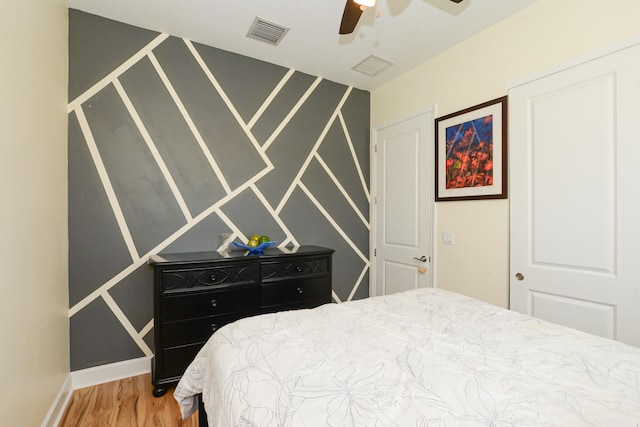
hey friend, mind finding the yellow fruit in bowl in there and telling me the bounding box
[258,235,270,244]
[247,238,259,248]
[249,234,260,242]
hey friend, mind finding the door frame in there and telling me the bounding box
[370,106,436,297]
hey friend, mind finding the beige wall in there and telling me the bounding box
[371,0,640,307]
[0,1,69,426]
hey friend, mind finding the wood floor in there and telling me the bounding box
[59,373,198,427]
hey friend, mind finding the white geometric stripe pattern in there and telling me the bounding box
[68,34,370,358]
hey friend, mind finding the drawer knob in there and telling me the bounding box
[210,274,216,281]
[210,299,218,307]
[210,323,218,332]
[297,287,303,294]
[296,266,302,272]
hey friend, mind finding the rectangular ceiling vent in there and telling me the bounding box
[352,55,394,77]
[247,17,289,46]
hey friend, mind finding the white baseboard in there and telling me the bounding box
[40,374,72,427]
[71,356,152,390]
[39,357,153,427]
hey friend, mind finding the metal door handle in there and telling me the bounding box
[515,272,524,281]
[413,256,427,263]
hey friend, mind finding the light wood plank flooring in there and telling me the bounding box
[59,373,198,427]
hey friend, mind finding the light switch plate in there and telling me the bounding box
[442,231,454,245]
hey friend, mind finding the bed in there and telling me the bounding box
[174,288,640,426]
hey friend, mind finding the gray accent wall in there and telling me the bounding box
[68,10,371,371]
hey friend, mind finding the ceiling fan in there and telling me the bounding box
[339,0,464,34]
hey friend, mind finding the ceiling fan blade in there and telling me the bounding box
[339,0,363,35]
[339,0,461,35]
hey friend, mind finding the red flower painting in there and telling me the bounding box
[444,115,494,189]
[435,96,507,202]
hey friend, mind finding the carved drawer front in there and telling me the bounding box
[261,277,331,307]
[162,286,259,322]
[261,257,330,281]
[162,310,256,347]
[161,263,259,291]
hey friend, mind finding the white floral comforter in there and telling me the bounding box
[174,288,640,426]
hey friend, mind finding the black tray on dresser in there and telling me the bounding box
[149,245,334,397]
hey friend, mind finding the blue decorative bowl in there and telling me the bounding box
[232,241,278,254]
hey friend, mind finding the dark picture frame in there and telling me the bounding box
[435,96,508,201]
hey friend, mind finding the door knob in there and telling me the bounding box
[413,256,427,263]
[515,272,524,281]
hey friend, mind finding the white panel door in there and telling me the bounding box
[510,43,640,347]
[373,109,433,296]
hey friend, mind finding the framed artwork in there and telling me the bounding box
[435,96,508,201]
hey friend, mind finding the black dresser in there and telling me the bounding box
[149,245,334,397]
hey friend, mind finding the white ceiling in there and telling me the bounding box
[66,0,539,91]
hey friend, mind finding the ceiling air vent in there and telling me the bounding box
[247,17,289,46]
[352,55,394,77]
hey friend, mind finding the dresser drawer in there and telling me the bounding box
[261,256,330,281]
[161,343,202,379]
[162,310,257,347]
[261,297,332,314]
[261,277,331,308]
[161,262,259,291]
[162,286,259,321]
